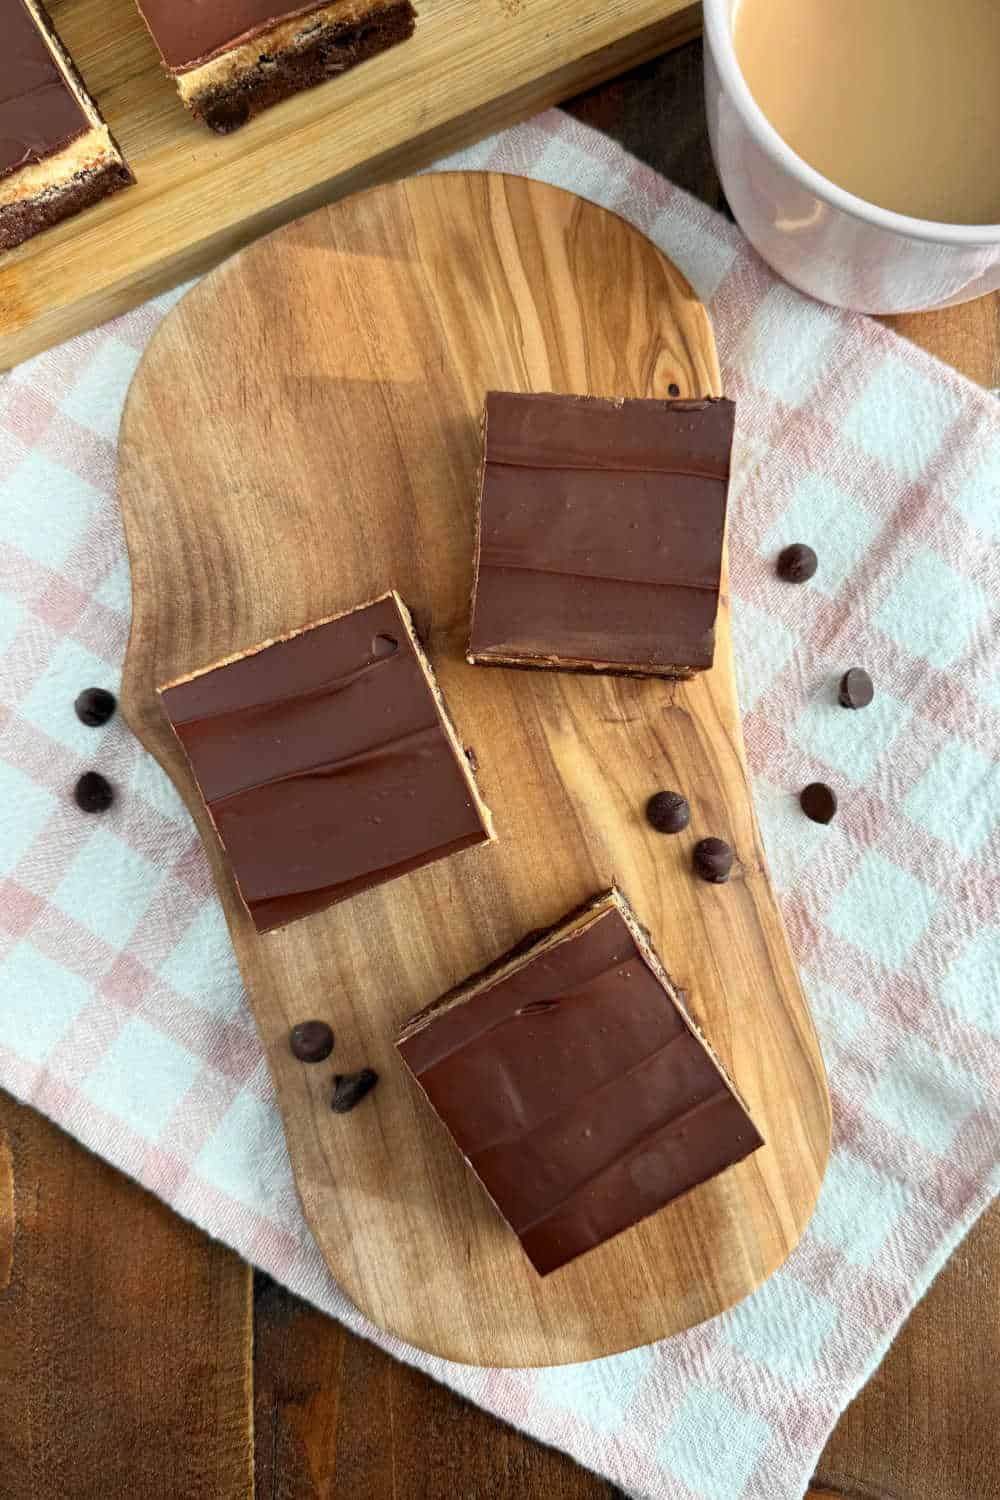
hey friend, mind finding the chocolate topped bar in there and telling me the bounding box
[134,0,416,133]
[398,888,763,1275]
[133,0,361,67]
[467,391,736,679]
[159,592,494,933]
[1,1,87,176]
[1,0,133,251]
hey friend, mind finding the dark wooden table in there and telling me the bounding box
[2,41,998,1500]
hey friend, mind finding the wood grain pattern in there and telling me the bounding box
[0,1090,253,1500]
[253,1271,624,1498]
[0,0,702,369]
[116,170,830,1366]
[884,297,1000,390]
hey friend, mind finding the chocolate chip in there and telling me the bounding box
[205,98,251,133]
[838,668,874,710]
[74,687,117,727]
[646,790,690,834]
[693,837,733,883]
[289,1020,334,1063]
[667,383,681,398]
[800,782,837,824]
[332,1068,379,1113]
[74,771,113,813]
[777,543,818,583]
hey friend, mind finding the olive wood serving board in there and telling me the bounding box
[117,171,830,1366]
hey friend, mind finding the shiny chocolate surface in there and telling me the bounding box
[0,0,88,179]
[160,594,489,933]
[399,897,762,1275]
[468,392,735,675]
[134,0,326,69]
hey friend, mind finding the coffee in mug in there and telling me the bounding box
[733,0,1000,225]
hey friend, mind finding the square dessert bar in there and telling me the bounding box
[134,0,417,134]
[159,591,494,934]
[397,888,763,1275]
[1,0,133,251]
[467,391,736,678]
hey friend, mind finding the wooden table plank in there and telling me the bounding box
[0,1091,254,1500]
[253,1273,623,1498]
[886,299,1000,390]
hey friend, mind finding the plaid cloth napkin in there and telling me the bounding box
[2,110,999,1500]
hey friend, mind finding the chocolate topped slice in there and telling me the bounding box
[467,391,736,679]
[398,888,763,1276]
[159,591,495,934]
[133,0,416,133]
[1,0,133,250]
[1,0,88,177]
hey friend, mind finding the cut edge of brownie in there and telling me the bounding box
[464,395,490,675]
[398,884,761,1139]
[610,886,760,1130]
[156,587,399,693]
[0,153,133,252]
[169,0,417,133]
[465,649,700,680]
[393,591,497,849]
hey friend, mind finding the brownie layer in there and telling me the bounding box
[0,147,132,251]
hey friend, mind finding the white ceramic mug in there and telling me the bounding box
[703,0,1000,313]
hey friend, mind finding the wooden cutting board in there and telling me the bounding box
[117,171,830,1366]
[0,0,701,369]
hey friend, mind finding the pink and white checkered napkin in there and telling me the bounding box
[2,109,998,1500]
